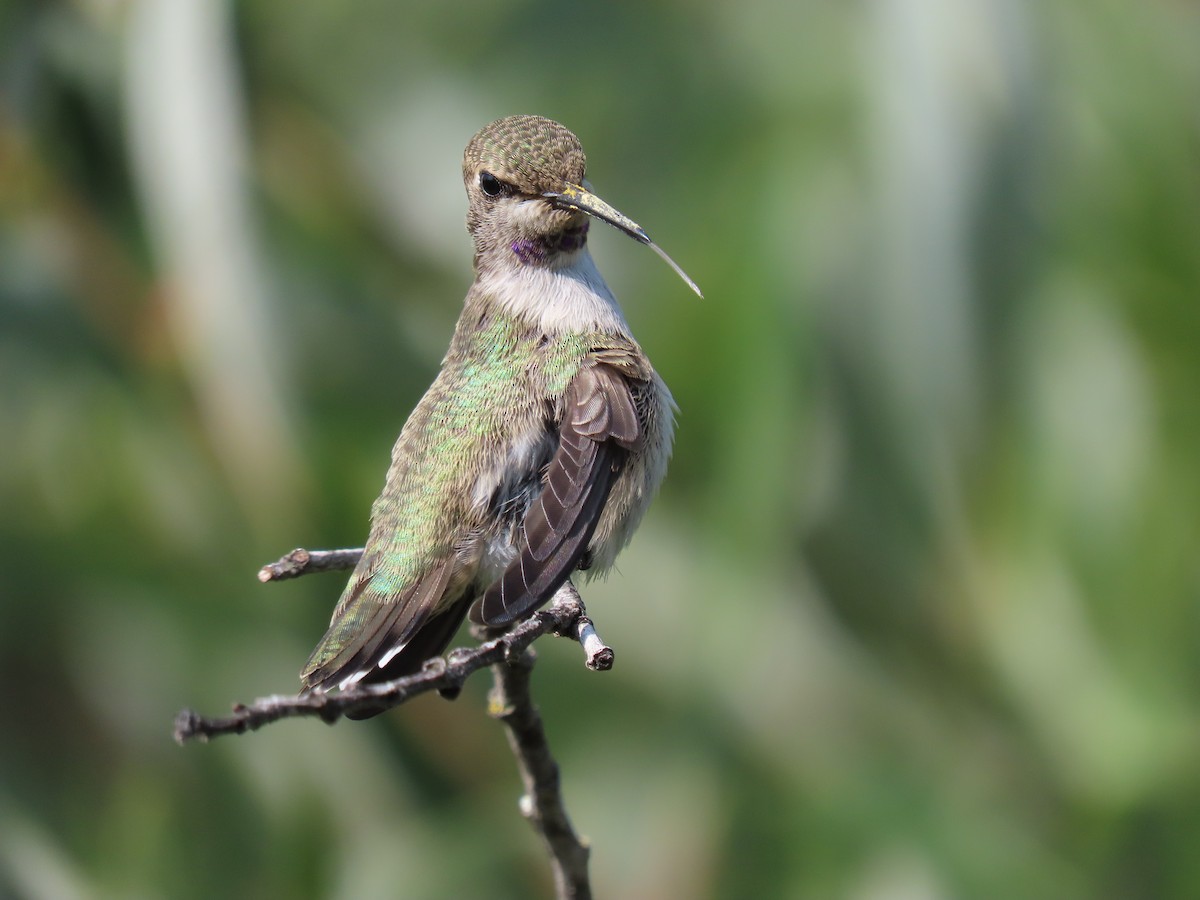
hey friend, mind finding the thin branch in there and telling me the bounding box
[489,649,592,900]
[174,590,604,743]
[177,546,612,899]
[257,547,363,582]
[552,581,613,671]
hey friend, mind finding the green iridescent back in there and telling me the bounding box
[348,315,597,601]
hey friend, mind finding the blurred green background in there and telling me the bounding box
[3,0,1199,897]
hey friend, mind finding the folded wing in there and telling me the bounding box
[471,362,642,628]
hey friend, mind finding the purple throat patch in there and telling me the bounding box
[511,221,590,264]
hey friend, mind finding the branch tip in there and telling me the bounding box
[258,547,363,582]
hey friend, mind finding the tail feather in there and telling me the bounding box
[300,556,456,703]
[341,596,474,720]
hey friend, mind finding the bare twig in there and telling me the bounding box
[174,590,602,742]
[552,581,613,671]
[178,546,612,899]
[490,649,592,900]
[257,547,363,582]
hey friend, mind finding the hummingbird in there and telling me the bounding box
[301,115,700,713]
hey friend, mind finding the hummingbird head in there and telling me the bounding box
[463,115,702,295]
[463,115,589,265]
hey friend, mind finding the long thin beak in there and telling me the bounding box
[544,183,703,298]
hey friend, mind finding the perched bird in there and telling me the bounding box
[301,115,700,711]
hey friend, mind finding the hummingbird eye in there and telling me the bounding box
[479,172,506,197]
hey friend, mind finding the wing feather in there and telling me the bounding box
[471,363,643,628]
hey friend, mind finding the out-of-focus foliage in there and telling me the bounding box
[2,0,1198,897]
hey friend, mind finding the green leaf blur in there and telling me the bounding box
[2,1,1198,897]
